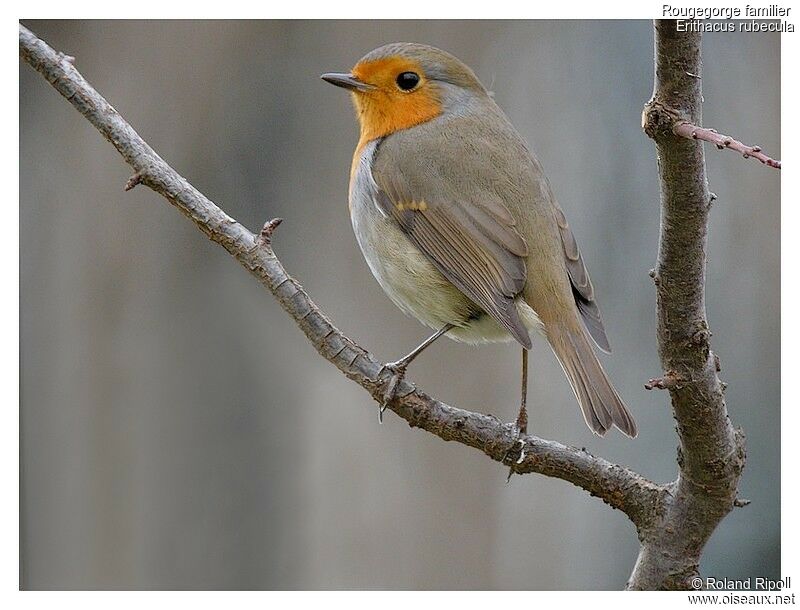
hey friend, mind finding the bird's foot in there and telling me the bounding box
[375,324,454,423]
[504,407,528,483]
[379,360,409,423]
[504,436,526,483]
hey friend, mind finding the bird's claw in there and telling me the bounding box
[504,421,527,483]
[379,361,407,423]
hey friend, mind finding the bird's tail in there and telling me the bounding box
[548,323,637,438]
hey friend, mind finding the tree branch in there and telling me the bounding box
[631,20,748,590]
[673,121,781,169]
[19,24,666,535]
[643,94,780,172]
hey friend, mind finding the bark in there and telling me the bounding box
[630,20,747,590]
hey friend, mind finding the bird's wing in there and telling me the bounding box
[552,203,611,353]
[372,164,532,349]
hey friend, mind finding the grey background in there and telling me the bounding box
[20,20,780,589]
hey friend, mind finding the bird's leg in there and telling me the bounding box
[506,348,529,482]
[515,347,529,435]
[380,323,454,422]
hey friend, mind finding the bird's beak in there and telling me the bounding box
[320,72,374,92]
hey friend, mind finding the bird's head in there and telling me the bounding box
[322,43,487,143]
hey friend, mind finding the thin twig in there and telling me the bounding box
[644,370,685,391]
[124,172,143,191]
[257,217,283,247]
[673,121,781,169]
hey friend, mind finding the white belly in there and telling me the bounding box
[348,140,542,345]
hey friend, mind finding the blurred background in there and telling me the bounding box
[20,20,780,589]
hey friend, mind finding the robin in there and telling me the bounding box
[321,43,637,442]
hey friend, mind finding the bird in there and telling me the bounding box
[321,43,637,444]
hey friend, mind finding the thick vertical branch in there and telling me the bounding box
[631,21,747,590]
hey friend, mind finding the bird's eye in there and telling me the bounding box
[396,71,420,91]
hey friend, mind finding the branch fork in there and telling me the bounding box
[642,101,780,170]
[257,217,283,247]
[626,20,748,590]
[644,371,685,391]
[124,172,143,191]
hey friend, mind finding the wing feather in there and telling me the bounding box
[373,175,532,349]
[553,204,611,353]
